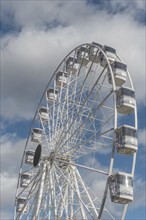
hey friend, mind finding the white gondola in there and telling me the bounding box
[66,56,79,74]
[66,57,80,74]
[47,88,58,102]
[108,61,127,86]
[116,87,135,114]
[31,128,42,142]
[56,71,68,87]
[109,172,133,204]
[100,45,116,67]
[25,150,35,164]
[39,107,48,121]
[20,173,31,188]
[115,125,138,155]
[89,42,103,63]
[77,46,89,66]
[16,197,27,213]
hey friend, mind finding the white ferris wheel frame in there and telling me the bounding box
[14,42,138,220]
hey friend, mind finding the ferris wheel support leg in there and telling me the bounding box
[58,183,69,218]
[121,204,128,220]
[32,161,47,219]
[97,179,109,220]
[109,145,116,175]
[70,182,74,219]
[48,175,52,220]
[65,184,69,219]
[72,169,87,220]
[75,169,99,218]
[49,168,57,219]
[131,152,137,176]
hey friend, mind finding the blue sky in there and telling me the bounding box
[1,0,146,219]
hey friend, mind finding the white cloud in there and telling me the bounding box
[1,1,96,30]
[0,172,17,219]
[105,0,145,11]
[1,133,25,174]
[138,128,146,161]
[138,128,146,147]
[0,134,26,219]
[131,177,146,209]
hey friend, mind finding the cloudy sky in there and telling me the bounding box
[1,0,146,219]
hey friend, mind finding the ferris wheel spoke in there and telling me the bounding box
[55,164,93,219]
[54,80,78,144]
[55,163,103,219]
[52,84,56,136]
[25,166,51,219]
[72,171,88,219]
[57,83,113,154]
[55,84,65,134]
[74,53,99,104]
[76,169,116,220]
[74,112,114,145]
[43,170,53,219]
[94,68,109,93]
[53,170,68,217]
[68,185,74,219]
[41,171,55,219]
[56,90,113,154]
[58,183,69,218]
[62,141,108,160]
[38,168,53,219]
[54,109,114,161]
[39,119,52,155]
[65,77,85,131]
[46,101,53,143]
[49,167,58,218]
[74,109,114,142]
[38,185,50,219]
[54,66,107,152]
[58,81,71,137]
[55,158,108,175]
[31,161,48,219]
[56,98,100,153]
[75,169,99,218]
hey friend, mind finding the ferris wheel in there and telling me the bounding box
[14,42,138,220]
